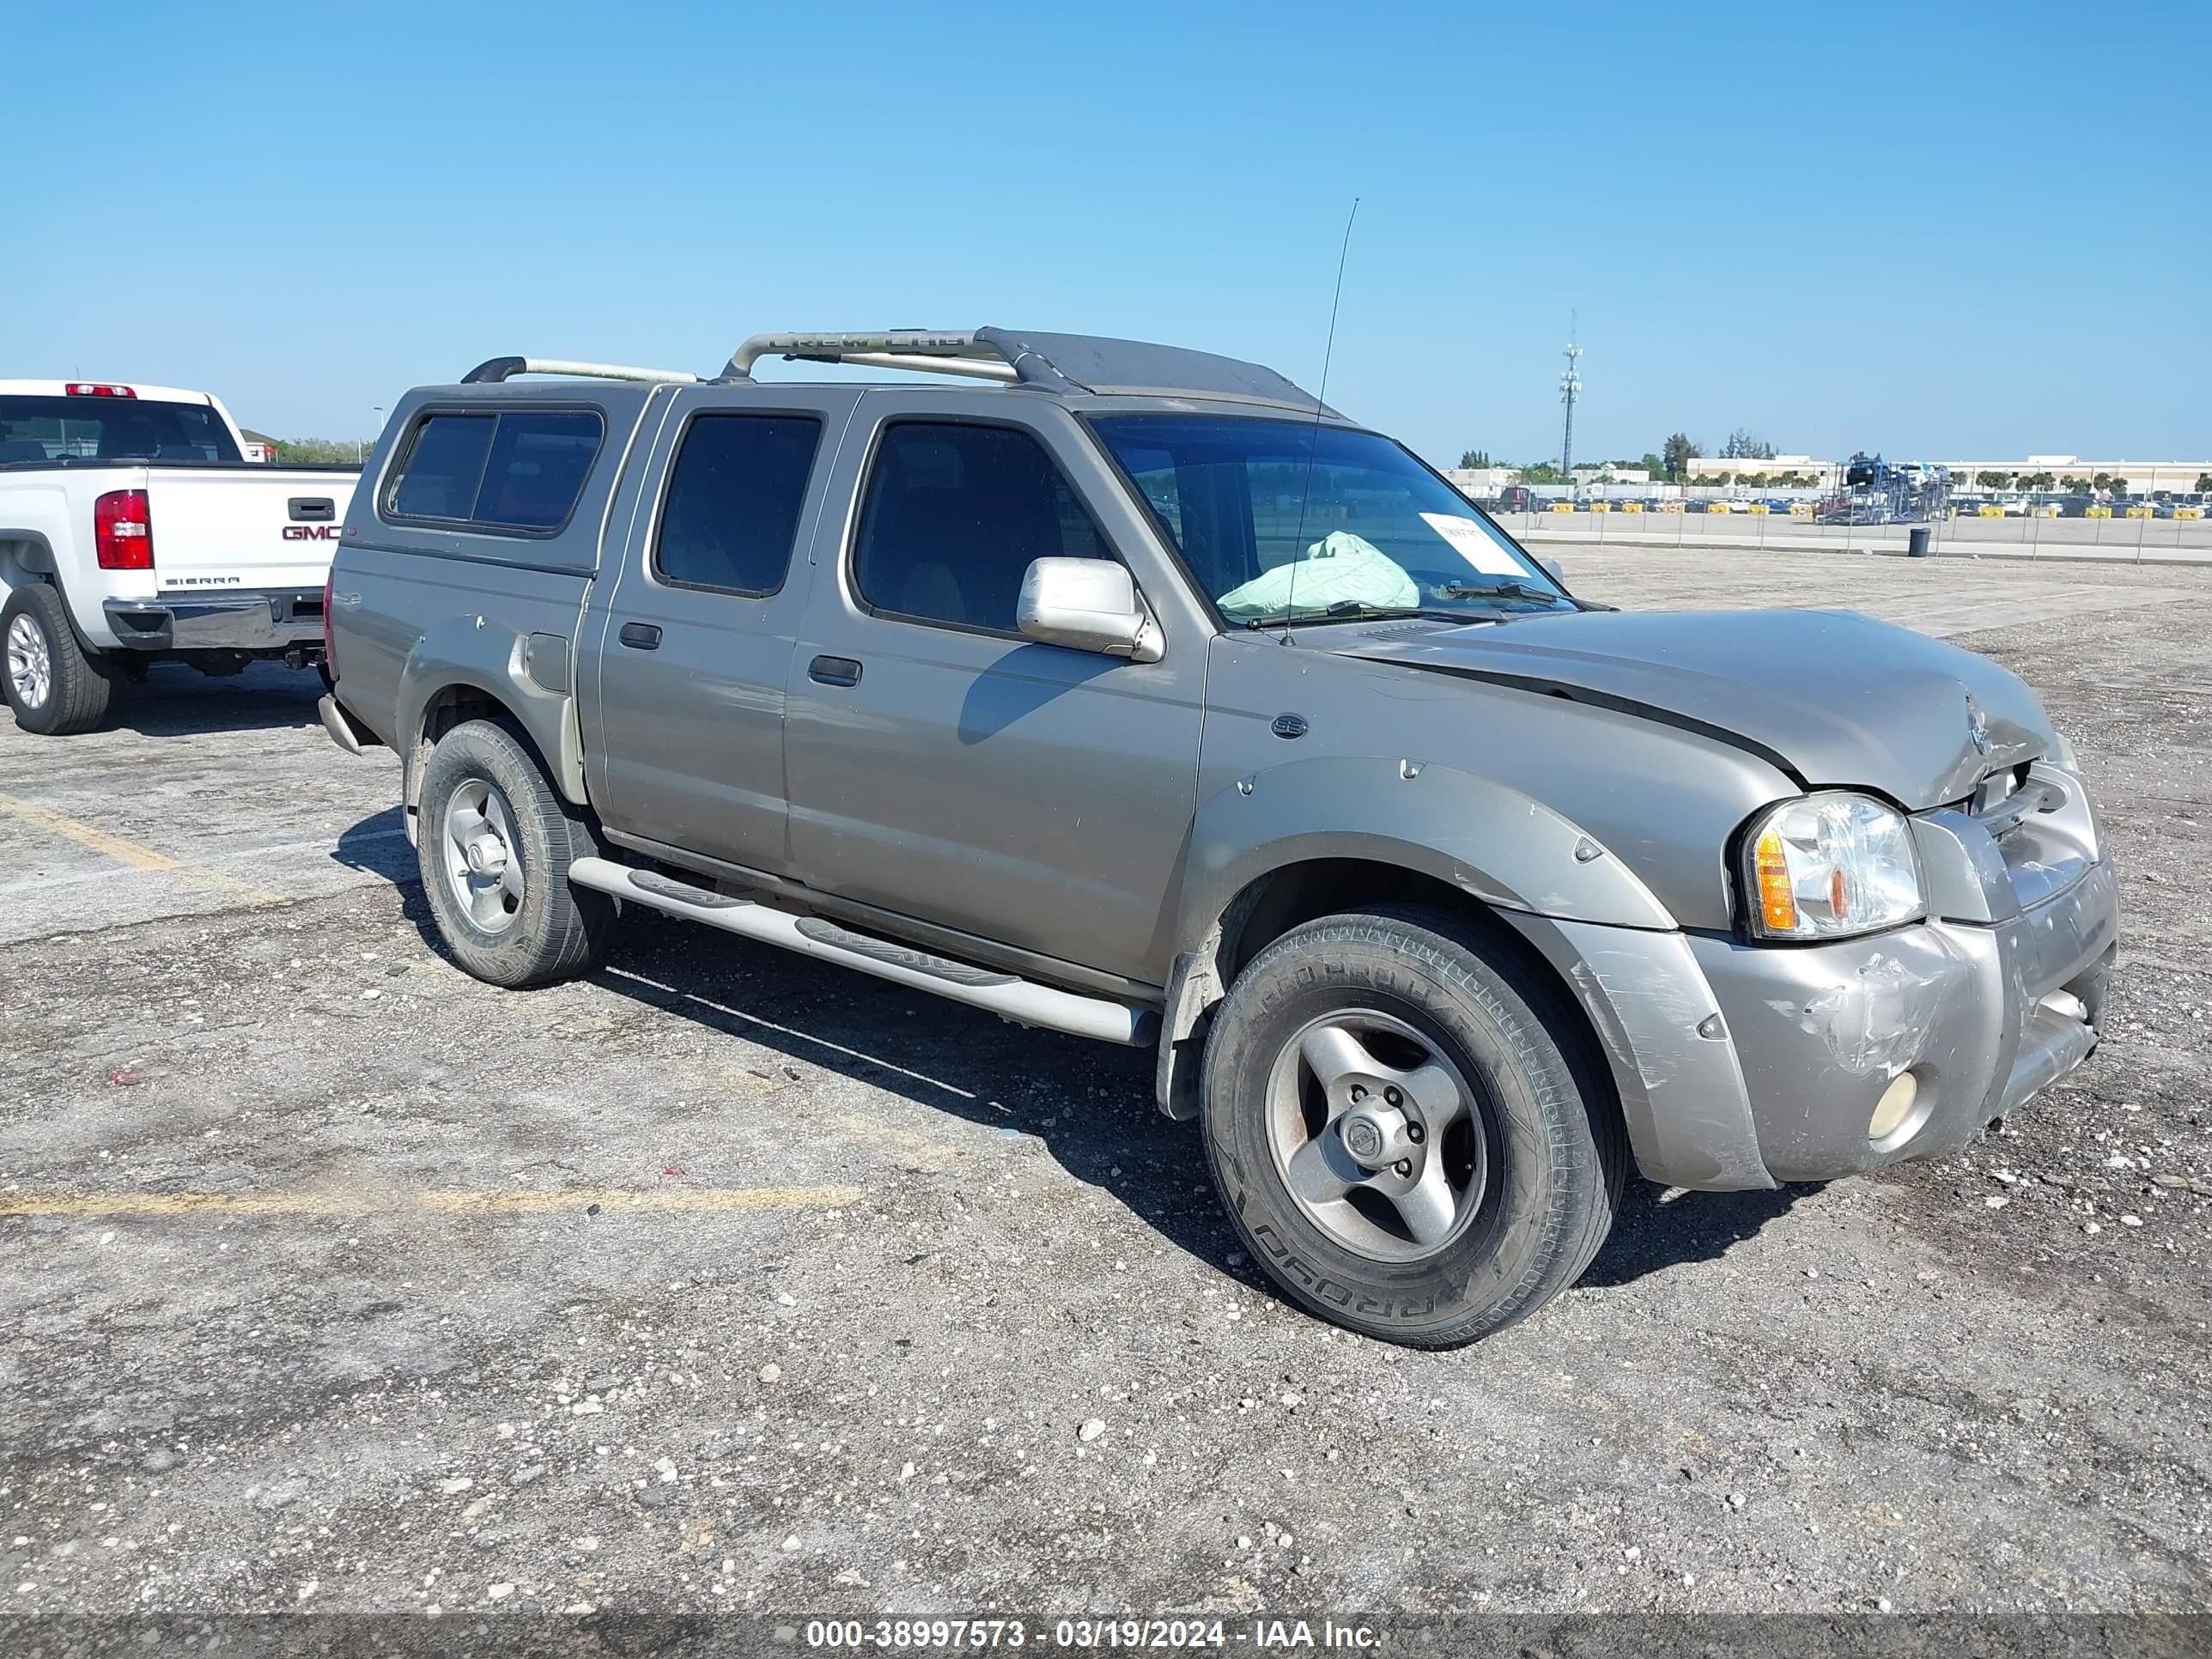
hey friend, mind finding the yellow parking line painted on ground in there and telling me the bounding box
[0,791,283,907]
[422,1186,864,1214]
[0,1185,863,1219]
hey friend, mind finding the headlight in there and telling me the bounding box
[1741,793,1923,940]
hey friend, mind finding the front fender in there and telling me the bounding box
[1171,755,1678,957]
[398,614,586,808]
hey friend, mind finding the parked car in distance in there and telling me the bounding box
[1,380,358,734]
[322,329,2118,1348]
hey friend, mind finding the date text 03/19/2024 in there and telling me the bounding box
[799,1618,1386,1650]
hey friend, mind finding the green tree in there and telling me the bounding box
[1721,428,1777,461]
[1518,461,1566,484]
[2196,472,2212,494]
[1458,449,1492,469]
[242,429,365,466]
[1638,451,1667,478]
[1661,432,1700,482]
[1975,470,2012,490]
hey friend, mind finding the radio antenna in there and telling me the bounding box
[1277,197,1359,643]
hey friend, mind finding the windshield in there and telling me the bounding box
[1088,414,1571,623]
[0,396,242,465]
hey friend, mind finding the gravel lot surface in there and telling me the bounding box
[1,546,2206,1636]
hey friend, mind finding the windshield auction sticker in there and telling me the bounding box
[1418,512,1525,576]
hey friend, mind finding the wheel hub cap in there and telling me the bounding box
[465,834,507,877]
[1340,1106,1409,1169]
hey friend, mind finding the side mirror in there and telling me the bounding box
[1536,556,1566,583]
[1018,558,1163,662]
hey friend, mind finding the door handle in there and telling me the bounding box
[808,654,862,687]
[617,622,661,651]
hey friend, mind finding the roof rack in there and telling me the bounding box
[721,327,1333,415]
[724,332,1028,386]
[461,356,699,386]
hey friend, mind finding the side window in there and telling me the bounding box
[388,415,492,521]
[385,409,604,533]
[851,422,1108,633]
[471,411,603,530]
[653,413,823,594]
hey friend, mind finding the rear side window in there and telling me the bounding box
[653,413,823,594]
[385,409,604,533]
[851,422,1108,633]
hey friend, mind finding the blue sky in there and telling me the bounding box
[8,2,2203,467]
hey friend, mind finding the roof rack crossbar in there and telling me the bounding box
[722,331,1052,389]
[462,356,700,386]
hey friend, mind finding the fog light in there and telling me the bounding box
[1869,1073,1919,1142]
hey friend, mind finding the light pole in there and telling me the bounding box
[1559,319,1582,491]
[365,406,384,465]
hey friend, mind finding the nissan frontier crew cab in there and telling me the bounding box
[319,330,2118,1348]
[1,380,359,733]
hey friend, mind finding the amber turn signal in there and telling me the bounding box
[1753,829,1798,933]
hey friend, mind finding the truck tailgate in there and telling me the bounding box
[143,468,358,594]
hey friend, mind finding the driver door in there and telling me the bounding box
[781,392,1206,985]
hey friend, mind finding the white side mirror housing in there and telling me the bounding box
[1017,557,1163,661]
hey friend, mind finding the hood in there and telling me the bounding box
[1340,608,2051,811]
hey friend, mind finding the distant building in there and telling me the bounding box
[1686,454,1837,489]
[1444,466,1521,498]
[1684,454,2211,495]
[1935,457,2210,495]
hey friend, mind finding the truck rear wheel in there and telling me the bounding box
[416,719,616,988]
[3,584,112,736]
[1200,906,1625,1348]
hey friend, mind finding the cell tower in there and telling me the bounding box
[1559,316,1583,479]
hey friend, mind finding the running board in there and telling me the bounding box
[567,857,1156,1046]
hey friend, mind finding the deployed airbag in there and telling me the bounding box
[1217,532,1417,620]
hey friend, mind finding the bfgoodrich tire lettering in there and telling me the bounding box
[416,719,616,988]
[1200,906,1625,1348]
[3,583,113,736]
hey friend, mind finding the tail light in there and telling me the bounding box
[94,489,154,569]
[67,382,137,398]
[323,567,337,678]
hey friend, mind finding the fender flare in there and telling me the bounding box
[1150,756,1682,1121]
[0,530,103,653]
[398,615,588,811]
[1167,756,1678,959]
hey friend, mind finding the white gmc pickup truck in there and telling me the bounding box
[0,380,359,734]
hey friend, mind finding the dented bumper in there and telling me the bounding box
[1687,853,2117,1184]
[1511,834,2118,1192]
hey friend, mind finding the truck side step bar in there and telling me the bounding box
[567,857,1156,1047]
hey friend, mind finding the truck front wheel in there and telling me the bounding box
[1200,906,1625,1348]
[416,719,616,988]
[3,584,113,736]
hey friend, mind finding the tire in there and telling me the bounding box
[1200,905,1626,1348]
[416,718,616,988]
[3,584,113,736]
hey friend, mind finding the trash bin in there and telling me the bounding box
[1907,527,1931,558]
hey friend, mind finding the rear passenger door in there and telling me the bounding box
[586,386,860,875]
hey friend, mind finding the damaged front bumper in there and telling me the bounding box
[1512,763,2120,1190]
